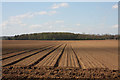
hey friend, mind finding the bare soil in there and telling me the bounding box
[2,66,120,80]
[2,40,119,80]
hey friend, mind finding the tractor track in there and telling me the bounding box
[28,44,63,67]
[2,45,56,67]
[1,45,52,61]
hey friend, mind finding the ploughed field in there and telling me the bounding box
[2,40,119,79]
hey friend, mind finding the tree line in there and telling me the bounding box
[3,32,119,40]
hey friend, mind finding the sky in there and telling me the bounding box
[2,2,118,36]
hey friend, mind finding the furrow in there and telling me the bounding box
[37,44,65,67]
[71,47,82,68]
[2,45,55,67]
[58,47,66,67]
[70,52,75,67]
[13,45,58,66]
[29,44,63,67]
[54,44,67,67]
[71,52,76,67]
[85,55,96,68]
[47,44,65,66]
[42,50,58,66]
[2,45,51,60]
[3,49,26,55]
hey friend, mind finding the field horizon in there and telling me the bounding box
[1,2,119,80]
[2,32,119,40]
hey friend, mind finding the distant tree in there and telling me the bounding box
[4,32,119,40]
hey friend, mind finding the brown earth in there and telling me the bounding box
[2,40,119,79]
[2,66,120,80]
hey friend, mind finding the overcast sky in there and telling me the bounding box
[2,2,118,36]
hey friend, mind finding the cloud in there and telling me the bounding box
[34,11,47,15]
[2,13,33,28]
[2,3,68,30]
[55,20,64,23]
[76,24,81,26]
[34,11,57,15]
[1,21,8,27]
[2,11,57,28]
[112,24,118,28]
[30,22,52,29]
[11,12,34,19]
[30,20,65,29]
[51,3,69,9]
[112,4,118,9]
[30,24,42,28]
[48,11,57,15]
[2,19,27,28]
